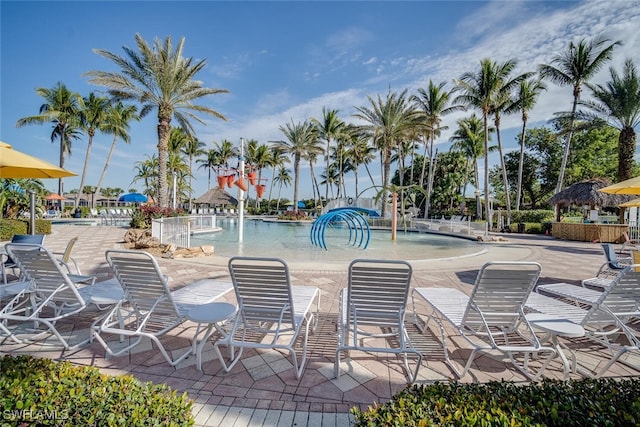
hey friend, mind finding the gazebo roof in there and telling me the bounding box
[548,178,633,207]
[194,187,238,206]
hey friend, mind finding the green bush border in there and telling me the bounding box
[0,355,194,426]
[0,219,51,240]
[352,379,640,426]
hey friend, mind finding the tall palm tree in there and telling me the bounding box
[132,155,159,201]
[455,58,518,225]
[312,108,346,204]
[489,64,530,225]
[580,58,640,182]
[266,147,290,208]
[273,120,317,213]
[75,92,110,209]
[353,88,419,217]
[181,136,206,211]
[412,80,461,219]
[16,82,82,195]
[196,148,220,190]
[539,35,620,194]
[273,165,292,212]
[449,114,493,219]
[213,139,239,171]
[512,78,546,210]
[85,34,229,208]
[344,126,377,197]
[95,102,139,204]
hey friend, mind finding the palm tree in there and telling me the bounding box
[512,78,546,210]
[196,148,219,190]
[132,155,159,201]
[580,58,640,182]
[539,35,620,194]
[16,82,82,195]
[455,59,518,224]
[214,139,239,170]
[95,102,139,205]
[273,120,318,213]
[266,147,290,209]
[353,88,419,217]
[344,125,377,197]
[273,165,292,212]
[312,108,346,204]
[181,136,206,211]
[75,92,110,209]
[412,80,461,219]
[449,114,493,219]
[85,34,229,208]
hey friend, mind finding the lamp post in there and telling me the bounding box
[172,172,177,210]
[238,138,246,243]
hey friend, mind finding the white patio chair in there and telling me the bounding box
[411,261,553,379]
[1,243,95,349]
[526,265,640,377]
[2,234,46,284]
[214,256,320,379]
[582,243,631,289]
[94,249,233,366]
[335,259,422,383]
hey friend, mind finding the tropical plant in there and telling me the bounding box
[196,148,221,190]
[353,88,420,217]
[85,34,229,208]
[74,92,110,209]
[95,101,139,205]
[312,108,347,205]
[273,165,292,212]
[579,58,640,182]
[512,78,546,210]
[16,82,82,195]
[180,134,206,211]
[455,59,518,225]
[538,35,620,193]
[412,80,461,219]
[273,120,318,213]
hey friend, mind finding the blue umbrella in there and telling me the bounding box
[118,193,148,203]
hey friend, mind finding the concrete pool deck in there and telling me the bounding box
[1,224,639,426]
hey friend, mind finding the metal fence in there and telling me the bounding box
[151,215,217,248]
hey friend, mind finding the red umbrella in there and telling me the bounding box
[45,193,65,201]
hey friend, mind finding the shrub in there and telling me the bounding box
[512,210,555,223]
[0,355,194,426]
[278,212,312,221]
[130,205,186,229]
[352,378,640,426]
[0,219,51,240]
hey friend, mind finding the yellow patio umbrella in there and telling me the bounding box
[618,198,640,208]
[599,176,640,195]
[0,141,76,179]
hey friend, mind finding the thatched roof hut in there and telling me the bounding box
[549,178,634,221]
[194,188,238,206]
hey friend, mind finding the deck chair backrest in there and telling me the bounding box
[228,257,295,325]
[462,261,541,332]
[4,234,45,264]
[602,243,626,270]
[585,265,640,325]
[347,259,412,327]
[5,243,84,307]
[60,237,78,264]
[105,250,180,319]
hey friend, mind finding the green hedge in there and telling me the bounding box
[0,219,51,240]
[0,355,194,426]
[352,379,640,426]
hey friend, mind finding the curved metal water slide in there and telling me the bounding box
[310,208,371,250]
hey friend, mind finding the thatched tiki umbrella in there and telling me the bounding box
[194,188,238,210]
[549,178,633,222]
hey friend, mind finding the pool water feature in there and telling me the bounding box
[189,218,483,263]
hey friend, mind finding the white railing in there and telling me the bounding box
[151,215,217,248]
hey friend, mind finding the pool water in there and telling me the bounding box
[189,218,483,262]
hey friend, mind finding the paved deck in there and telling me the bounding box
[2,225,639,426]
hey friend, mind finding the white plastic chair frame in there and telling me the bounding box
[215,256,320,379]
[335,259,422,383]
[412,261,554,379]
[96,249,232,367]
[1,243,93,349]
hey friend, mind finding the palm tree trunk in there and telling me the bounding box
[75,134,94,210]
[157,114,171,208]
[618,126,636,181]
[516,117,527,211]
[381,149,391,217]
[483,113,490,228]
[95,133,119,203]
[495,119,512,226]
[293,156,300,213]
[555,89,580,195]
[424,149,438,220]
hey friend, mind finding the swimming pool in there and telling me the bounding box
[189,218,484,262]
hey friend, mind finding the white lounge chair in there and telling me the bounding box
[214,256,320,379]
[2,234,46,284]
[335,259,422,383]
[1,243,96,348]
[94,250,233,366]
[582,243,631,289]
[526,265,640,377]
[411,261,553,379]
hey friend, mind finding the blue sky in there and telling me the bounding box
[1,0,639,200]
